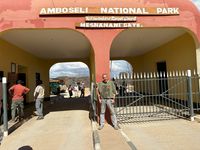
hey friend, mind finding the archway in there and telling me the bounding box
[110,27,200,123]
[0,28,94,103]
[111,27,198,73]
[0,28,94,123]
[49,62,90,99]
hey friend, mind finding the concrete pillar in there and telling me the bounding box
[94,47,110,82]
[83,30,119,82]
[89,48,96,84]
[83,30,120,124]
[42,63,51,98]
[93,42,111,124]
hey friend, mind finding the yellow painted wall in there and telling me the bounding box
[0,38,49,103]
[0,34,93,103]
[127,33,197,73]
[125,32,197,101]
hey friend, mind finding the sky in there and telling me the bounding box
[50,62,89,78]
[192,0,200,10]
[50,60,132,78]
[50,1,200,78]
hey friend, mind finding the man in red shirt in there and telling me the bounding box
[9,80,30,122]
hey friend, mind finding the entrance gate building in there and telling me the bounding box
[0,0,200,111]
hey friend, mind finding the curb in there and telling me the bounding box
[91,121,101,150]
[194,116,200,122]
[118,125,137,150]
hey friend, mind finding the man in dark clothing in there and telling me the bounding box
[68,85,73,98]
[79,82,85,98]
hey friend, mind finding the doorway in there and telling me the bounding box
[0,71,3,79]
[157,61,168,94]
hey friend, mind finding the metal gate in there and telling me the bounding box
[114,70,200,123]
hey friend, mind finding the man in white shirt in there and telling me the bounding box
[34,80,45,120]
[74,83,79,97]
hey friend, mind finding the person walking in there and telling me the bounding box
[9,80,30,122]
[97,73,118,130]
[34,80,45,120]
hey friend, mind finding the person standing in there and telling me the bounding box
[34,80,45,120]
[68,85,73,98]
[97,73,118,130]
[9,80,30,122]
[79,81,85,98]
[112,78,119,92]
[74,83,79,97]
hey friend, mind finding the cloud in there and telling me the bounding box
[50,62,88,71]
[192,0,200,10]
[50,61,133,78]
[111,62,123,71]
[111,60,132,71]
[50,68,89,78]
[110,60,132,77]
[50,62,89,78]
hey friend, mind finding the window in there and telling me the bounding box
[11,63,16,73]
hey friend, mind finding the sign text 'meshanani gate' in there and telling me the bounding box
[75,22,143,28]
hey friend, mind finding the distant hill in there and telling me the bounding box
[50,76,90,88]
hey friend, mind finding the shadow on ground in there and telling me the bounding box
[18,145,33,150]
[45,96,90,113]
[6,96,91,135]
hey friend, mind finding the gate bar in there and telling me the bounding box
[2,77,8,137]
[187,70,194,121]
